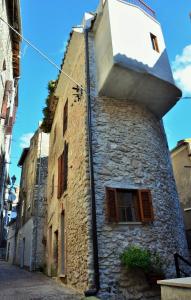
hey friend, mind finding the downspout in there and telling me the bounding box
[84,28,100,296]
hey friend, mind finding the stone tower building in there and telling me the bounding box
[43,0,188,299]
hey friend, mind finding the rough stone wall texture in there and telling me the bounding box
[15,130,49,270]
[88,33,188,300]
[32,157,48,270]
[46,31,93,292]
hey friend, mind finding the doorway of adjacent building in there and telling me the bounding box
[61,212,65,275]
[53,230,58,276]
[6,242,10,262]
[48,226,52,276]
[20,238,25,268]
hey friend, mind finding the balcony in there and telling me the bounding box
[93,0,181,119]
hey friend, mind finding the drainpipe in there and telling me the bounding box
[84,28,100,296]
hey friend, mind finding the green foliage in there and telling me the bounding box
[41,80,57,133]
[48,80,56,93]
[121,246,151,273]
[120,245,164,276]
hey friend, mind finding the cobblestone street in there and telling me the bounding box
[0,260,82,300]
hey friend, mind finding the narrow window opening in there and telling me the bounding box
[57,142,68,198]
[51,174,54,198]
[150,33,159,53]
[63,100,68,136]
[3,60,6,71]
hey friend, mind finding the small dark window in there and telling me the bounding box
[63,100,68,136]
[53,126,57,145]
[117,190,140,222]
[51,174,54,198]
[106,188,154,223]
[57,142,68,198]
[3,60,6,71]
[186,229,191,249]
[150,33,159,53]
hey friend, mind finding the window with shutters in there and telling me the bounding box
[57,142,68,199]
[106,188,154,224]
[63,100,68,136]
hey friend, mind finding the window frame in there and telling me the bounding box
[57,142,68,199]
[150,33,159,53]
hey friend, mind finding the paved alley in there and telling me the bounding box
[0,260,82,300]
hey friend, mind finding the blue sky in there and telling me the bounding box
[10,0,191,183]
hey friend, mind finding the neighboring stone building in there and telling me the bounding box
[171,139,191,253]
[42,0,188,299]
[5,185,19,263]
[0,0,21,250]
[13,128,49,271]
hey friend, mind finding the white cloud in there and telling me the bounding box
[172,45,191,96]
[19,133,33,148]
[59,39,68,54]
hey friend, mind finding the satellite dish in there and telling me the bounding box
[8,193,16,202]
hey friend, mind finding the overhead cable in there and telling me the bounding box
[0,16,87,94]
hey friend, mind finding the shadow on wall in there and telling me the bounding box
[114,49,174,86]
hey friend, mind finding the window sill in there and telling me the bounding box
[118,222,142,225]
[58,274,66,278]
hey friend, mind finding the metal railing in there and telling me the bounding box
[124,0,156,19]
[174,253,191,278]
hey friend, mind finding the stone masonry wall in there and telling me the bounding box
[46,31,93,292]
[88,33,189,300]
[16,130,49,270]
[0,0,14,209]
[32,156,48,270]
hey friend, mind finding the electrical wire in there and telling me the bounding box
[0,16,87,94]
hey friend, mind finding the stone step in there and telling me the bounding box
[158,277,191,300]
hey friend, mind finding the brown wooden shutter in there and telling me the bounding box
[1,95,8,119]
[1,81,12,119]
[63,143,68,192]
[105,188,118,223]
[138,190,154,223]
[12,104,17,124]
[63,100,68,136]
[57,155,62,199]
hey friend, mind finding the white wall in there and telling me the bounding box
[108,0,174,84]
[17,218,34,269]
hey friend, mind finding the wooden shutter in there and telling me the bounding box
[63,100,68,136]
[1,94,8,119]
[138,190,154,223]
[12,104,17,124]
[57,155,62,199]
[105,188,118,223]
[63,143,68,192]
